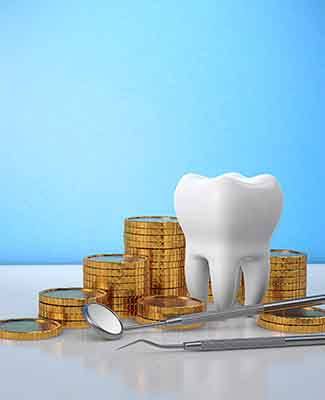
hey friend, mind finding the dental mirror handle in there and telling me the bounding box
[165,294,325,326]
[183,335,325,351]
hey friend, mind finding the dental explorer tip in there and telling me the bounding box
[117,339,184,351]
[116,339,148,350]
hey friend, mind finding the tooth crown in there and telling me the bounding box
[175,173,282,244]
[174,172,283,311]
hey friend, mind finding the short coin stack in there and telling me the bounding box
[0,318,62,340]
[136,295,205,329]
[124,217,187,296]
[83,254,148,318]
[262,249,307,303]
[257,307,325,333]
[39,288,107,328]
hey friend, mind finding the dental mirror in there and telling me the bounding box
[84,294,325,341]
[84,303,168,340]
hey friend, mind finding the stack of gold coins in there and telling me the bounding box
[0,318,62,340]
[39,288,107,328]
[83,254,148,318]
[136,295,205,329]
[124,216,187,296]
[262,249,307,303]
[257,307,325,333]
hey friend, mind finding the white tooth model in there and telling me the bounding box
[174,173,283,311]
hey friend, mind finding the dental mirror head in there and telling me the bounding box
[84,303,171,340]
[84,303,124,340]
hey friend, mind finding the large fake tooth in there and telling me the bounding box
[174,173,283,311]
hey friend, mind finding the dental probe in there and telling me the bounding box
[117,335,325,351]
[84,294,325,340]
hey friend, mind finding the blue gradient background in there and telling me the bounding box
[0,1,324,264]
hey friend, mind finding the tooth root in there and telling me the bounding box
[241,254,270,305]
[208,254,240,311]
[233,268,242,295]
[185,252,209,303]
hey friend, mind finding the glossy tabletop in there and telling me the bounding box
[0,264,324,400]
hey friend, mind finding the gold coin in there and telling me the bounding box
[0,318,62,340]
[260,307,325,326]
[84,280,144,293]
[82,282,145,296]
[83,265,145,278]
[109,297,138,307]
[83,271,145,285]
[137,295,204,317]
[110,303,137,311]
[124,232,184,242]
[125,239,184,250]
[257,317,325,333]
[151,267,184,276]
[125,216,182,232]
[39,288,107,306]
[151,275,185,285]
[270,249,307,270]
[126,246,185,261]
[124,235,184,244]
[39,311,85,321]
[263,294,306,302]
[125,227,183,236]
[264,288,306,297]
[61,320,89,329]
[150,284,186,291]
[269,269,306,279]
[150,287,187,296]
[267,281,306,291]
[262,293,307,303]
[151,267,184,275]
[151,272,185,286]
[271,249,307,259]
[82,277,142,289]
[268,275,307,284]
[39,302,84,314]
[83,285,138,297]
[84,254,147,269]
[151,280,186,290]
[270,264,306,272]
[112,310,133,319]
[142,308,202,320]
[150,261,184,270]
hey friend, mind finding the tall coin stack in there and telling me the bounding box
[124,217,187,296]
[83,254,148,318]
[262,249,307,303]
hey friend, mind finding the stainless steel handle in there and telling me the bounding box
[168,294,325,327]
[263,294,325,312]
[176,304,264,325]
[184,335,325,351]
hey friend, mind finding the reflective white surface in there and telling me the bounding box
[0,264,325,400]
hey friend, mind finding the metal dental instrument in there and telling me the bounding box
[84,294,325,340]
[117,335,325,351]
